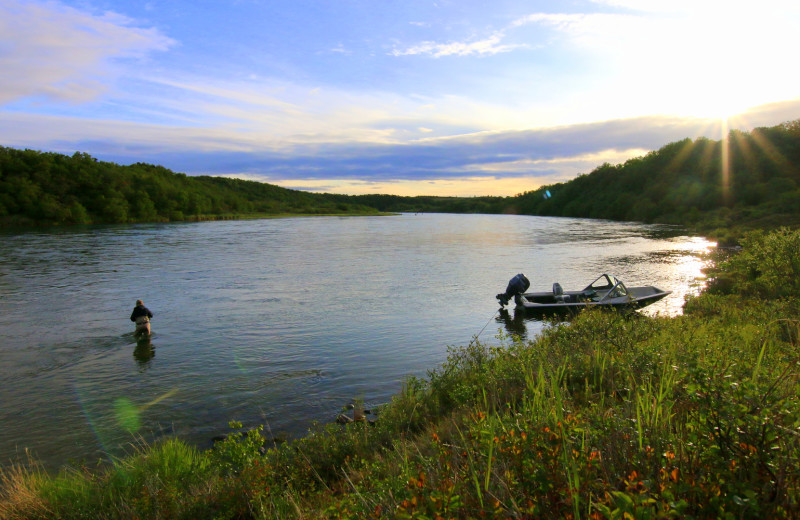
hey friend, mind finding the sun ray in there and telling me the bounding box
[661,137,698,178]
[747,125,796,174]
[721,118,730,206]
[717,116,799,208]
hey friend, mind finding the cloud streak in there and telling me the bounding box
[3,96,799,195]
[390,31,523,57]
[0,111,748,176]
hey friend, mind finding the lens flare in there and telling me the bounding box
[113,388,179,433]
[114,397,141,433]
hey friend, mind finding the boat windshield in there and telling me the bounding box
[584,274,620,292]
[606,281,628,299]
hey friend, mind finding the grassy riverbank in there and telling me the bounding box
[2,228,799,519]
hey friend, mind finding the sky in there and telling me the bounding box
[2,0,800,196]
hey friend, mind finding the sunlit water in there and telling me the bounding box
[0,214,714,470]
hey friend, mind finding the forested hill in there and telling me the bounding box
[508,120,800,233]
[334,120,800,235]
[0,147,377,226]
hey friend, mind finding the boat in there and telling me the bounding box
[497,274,671,315]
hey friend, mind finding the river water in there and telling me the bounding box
[0,214,713,470]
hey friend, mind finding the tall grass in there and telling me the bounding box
[0,454,51,519]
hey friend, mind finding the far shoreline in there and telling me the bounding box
[0,210,399,231]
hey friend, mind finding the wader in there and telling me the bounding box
[134,315,151,337]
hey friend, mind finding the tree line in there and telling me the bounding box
[330,119,800,234]
[509,120,800,233]
[0,148,376,226]
[2,119,799,230]
[326,193,509,214]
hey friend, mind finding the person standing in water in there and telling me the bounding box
[130,299,153,339]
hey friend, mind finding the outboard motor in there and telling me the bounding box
[496,273,530,308]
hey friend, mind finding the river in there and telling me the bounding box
[0,213,713,470]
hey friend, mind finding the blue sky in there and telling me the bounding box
[2,0,800,196]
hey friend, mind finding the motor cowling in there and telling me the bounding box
[496,273,530,307]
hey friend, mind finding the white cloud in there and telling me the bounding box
[471,148,651,175]
[328,44,351,55]
[0,0,174,104]
[129,75,498,145]
[592,0,800,15]
[390,30,523,57]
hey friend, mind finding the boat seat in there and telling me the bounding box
[553,283,567,303]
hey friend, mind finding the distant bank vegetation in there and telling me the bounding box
[509,120,800,237]
[2,119,799,233]
[345,120,800,237]
[0,148,378,226]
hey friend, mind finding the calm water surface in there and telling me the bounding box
[0,214,713,470]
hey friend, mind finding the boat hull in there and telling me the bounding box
[516,286,671,317]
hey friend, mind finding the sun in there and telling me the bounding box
[696,96,748,122]
[664,83,757,122]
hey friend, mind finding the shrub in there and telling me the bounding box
[709,227,800,298]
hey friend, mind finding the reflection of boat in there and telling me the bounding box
[498,274,671,315]
[497,308,530,339]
